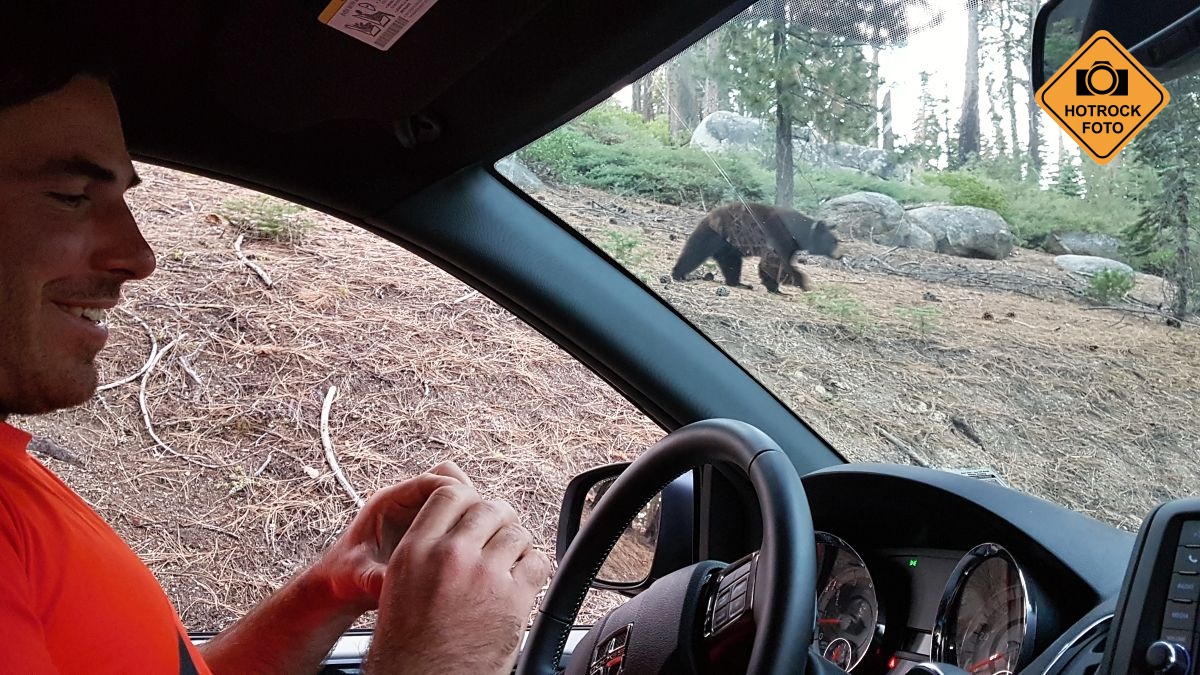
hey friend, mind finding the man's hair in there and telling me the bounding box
[0,4,115,112]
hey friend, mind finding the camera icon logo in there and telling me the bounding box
[1076,60,1129,96]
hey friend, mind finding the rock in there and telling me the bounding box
[1043,231,1124,260]
[495,154,544,192]
[817,192,908,240]
[884,219,938,252]
[690,111,769,153]
[690,111,913,180]
[908,206,1015,260]
[1053,254,1134,276]
[798,139,913,181]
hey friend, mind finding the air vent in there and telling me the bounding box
[1044,617,1112,675]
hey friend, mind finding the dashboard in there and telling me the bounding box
[793,463,1137,674]
[289,461,1149,675]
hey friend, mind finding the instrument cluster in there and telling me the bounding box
[812,532,1036,674]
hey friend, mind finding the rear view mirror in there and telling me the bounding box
[1032,0,1200,92]
[556,463,694,593]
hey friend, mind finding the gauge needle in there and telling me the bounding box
[817,618,842,625]
[966,653,1006,673]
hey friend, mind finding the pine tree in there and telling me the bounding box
[1122,74,1200,319]
[715,0,890,205]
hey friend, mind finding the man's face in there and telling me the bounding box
[0,75,155,416]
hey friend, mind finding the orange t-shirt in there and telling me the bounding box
[0,422,212,674]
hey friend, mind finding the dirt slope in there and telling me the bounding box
[535,184,1200,532]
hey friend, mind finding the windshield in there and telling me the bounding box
[501,0,1200,533]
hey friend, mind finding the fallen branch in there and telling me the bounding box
[29,436,84,467]
[140,334,227,469]
[254,452,274,478]
[179,354,204,386]
[1083,305,1200,327]
[234,234,273,288]
[321,385,364,508]
[97,308,159,392]
[876,426,931,468]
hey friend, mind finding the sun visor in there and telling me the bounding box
[187,0,553,133]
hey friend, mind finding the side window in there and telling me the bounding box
[14,163,658,630]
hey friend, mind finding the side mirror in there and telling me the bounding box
[556,463,694,593]
[1032,0,1200,93]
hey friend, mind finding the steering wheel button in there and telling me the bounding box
[717,589,731,607]
[1176,547,1200,575]
[714,605,729,627]
[1172,575,1200,602]
[729,593,746,617]
[725,563,751,583]
[732,577,748,597]
[1181,521,1200,548]
[1163,601,1198,631]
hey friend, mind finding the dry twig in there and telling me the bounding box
[876,426,931,468]
[321,385,365,508]
[234,234,274,288]
[97,308,159,392]
[140,334,227,469]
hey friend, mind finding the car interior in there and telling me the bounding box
[90,0,1200,673]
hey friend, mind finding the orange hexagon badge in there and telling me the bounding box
[1037,30,1170,165]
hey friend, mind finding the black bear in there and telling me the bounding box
[671,202,841,293]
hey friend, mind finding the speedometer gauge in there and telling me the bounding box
[813,532,880,671]
[932,543,1035,675]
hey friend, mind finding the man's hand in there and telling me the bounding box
[367,482,553,675]
[312,461,476,613]
[197,461,485,675]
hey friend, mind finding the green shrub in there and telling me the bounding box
[894,306,942,334]
[792,166,946,212]
[922,171,1010,216]
[222,196,312,244]
[805,286,867,320]
[600,229,645,267]
[1087,268,1135,304]
[516,127,587,182]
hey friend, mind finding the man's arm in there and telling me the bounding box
[198,465,472,675]
[195,563,362,674]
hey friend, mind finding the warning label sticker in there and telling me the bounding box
[319,0,439,51]
[1037,30,1169,165]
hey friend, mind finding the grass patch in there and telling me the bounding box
[222,196,313,244]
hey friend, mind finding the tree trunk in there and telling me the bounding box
[954,2,981,167]
[881,89,894,152]
[667,56,698,143]
[703,32,721,117]
[1002,0,1020,158]
[1172,174,1192,319]
[1026,0,1043,176]
[870,44,882,148]
[774,24,794,208]
[637,73,655,121]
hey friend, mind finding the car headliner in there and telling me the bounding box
[106,0,755,220]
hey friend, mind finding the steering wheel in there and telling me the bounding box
[515,418,829,675]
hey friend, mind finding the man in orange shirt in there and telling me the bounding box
[0,11,551,675]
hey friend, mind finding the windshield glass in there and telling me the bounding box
[500,0,1200,533]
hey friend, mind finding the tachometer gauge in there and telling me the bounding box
[933,543,1035,675]
[813,532,880,672]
